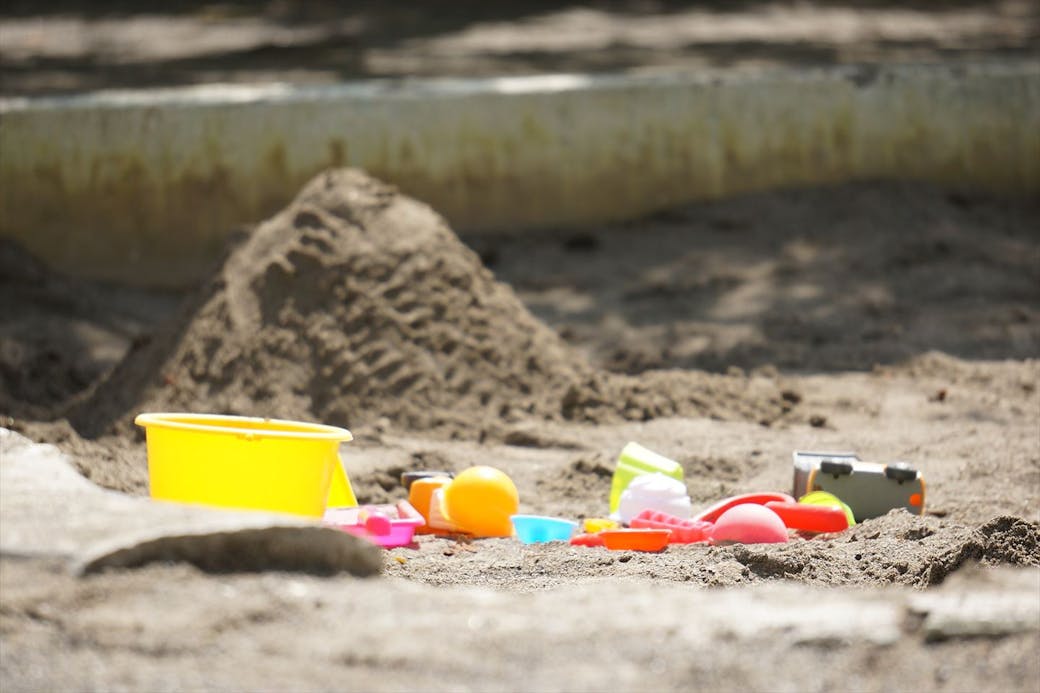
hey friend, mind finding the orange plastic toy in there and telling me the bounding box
[408,475,453,534]
[599,528,671,552]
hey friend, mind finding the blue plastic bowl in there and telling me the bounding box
[510,514,579,544]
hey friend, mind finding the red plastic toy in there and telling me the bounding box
[629,509,711,543]
[764,500,849,533]
[570,532,606,547]
[692,492,795,524]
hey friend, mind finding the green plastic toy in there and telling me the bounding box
[798,490,856,527]
[609,442,684,514]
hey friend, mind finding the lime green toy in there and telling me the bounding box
[609,442,684,514]
[798,490,856,527]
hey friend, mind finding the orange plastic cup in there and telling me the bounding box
[409,476,453,533]
[599,529,671,552]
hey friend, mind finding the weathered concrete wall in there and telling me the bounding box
[1,62,1037,287]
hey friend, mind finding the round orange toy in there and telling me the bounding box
[443,466,519,537]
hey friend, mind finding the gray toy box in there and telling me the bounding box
[793,451,925,522]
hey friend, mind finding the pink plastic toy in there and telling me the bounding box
[324,500,425,548]
[629,509,712,544]
[692,492,795,524]
[764,500,849,533]
[709,503,789,545]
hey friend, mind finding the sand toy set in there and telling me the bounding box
[134,412,925,553]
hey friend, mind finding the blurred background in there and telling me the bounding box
[1,2,1037,405]
[2,1,1037,96]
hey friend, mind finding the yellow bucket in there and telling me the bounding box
[134,413,357,517]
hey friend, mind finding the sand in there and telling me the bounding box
[3,4,1039,689]
[1,168,1038,691]
[66,169,786,441]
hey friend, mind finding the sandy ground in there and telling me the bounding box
[2,172,1038,692]
[1,3,1039,692]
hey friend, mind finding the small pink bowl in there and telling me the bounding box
[324,500,424,548]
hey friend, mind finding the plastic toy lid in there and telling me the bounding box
[599,528,671,552]
[616,472,692,525]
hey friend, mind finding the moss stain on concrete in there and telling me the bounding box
[1,64,1037,287]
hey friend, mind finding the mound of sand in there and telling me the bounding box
[71,169,788,439]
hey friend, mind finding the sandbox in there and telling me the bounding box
[1,6,1038,689]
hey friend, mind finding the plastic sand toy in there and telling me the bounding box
[443,466,519,537]
[793,451,925,521]
[408,475,453,532]
[766,498,851,532]
[511,515,579,544]
[797,490,856,526]
[610,442,684,515]
[583,518,619,533]
[400,470,454,491]
[692,492,795,524]
[600,528,671,552]
[709,503,789,545]
[616,473,692,524]
[629,509,712,543]
[324,501,424,548]
[570,532,606,547]
[427,487,461,533]
[135,412,356,518]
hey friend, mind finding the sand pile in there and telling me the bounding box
[0,240,111,419]
[71,169,788,439]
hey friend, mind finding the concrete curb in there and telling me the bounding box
[2,62,1038,287]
